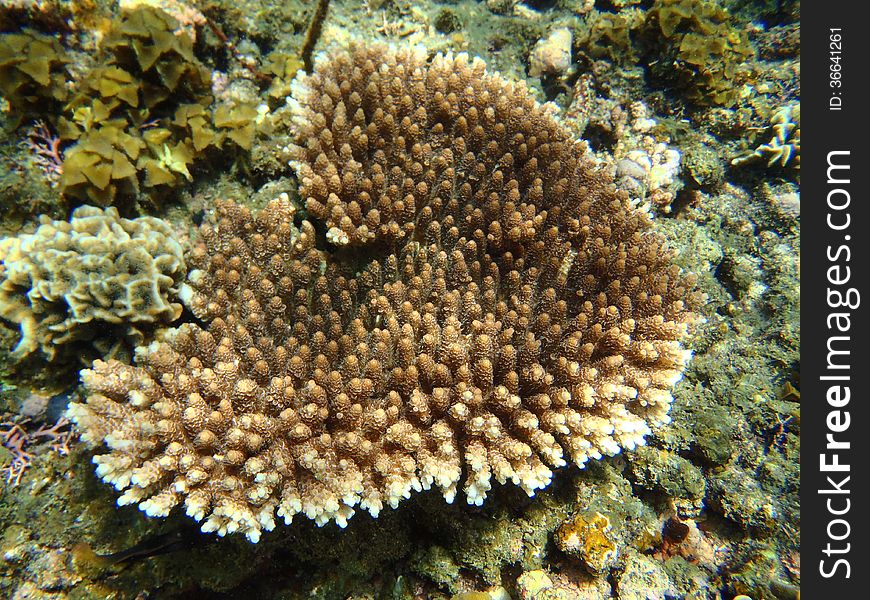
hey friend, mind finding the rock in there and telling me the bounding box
[529,28,573,78]
[516,570,553,599]
[555,511,619,573]
[615,550,672,600]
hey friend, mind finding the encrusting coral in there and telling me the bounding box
[0,206,186,360]
[68,42,703,543]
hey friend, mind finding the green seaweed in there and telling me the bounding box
[53,6,261,208]
[575,11,639,63]
[640,0,755,107]
[262,50,304,99]
[0,29,69,122]
[60,123,144,206]
[101,7,211,108]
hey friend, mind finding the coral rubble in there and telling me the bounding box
[68,42,702,543]
[0,205,186,360]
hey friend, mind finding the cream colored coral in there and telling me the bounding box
[0,206,185,359]
[611,102,682,212]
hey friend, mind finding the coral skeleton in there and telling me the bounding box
[69,42,703,542]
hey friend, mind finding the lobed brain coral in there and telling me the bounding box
[0,205,186,360]
[732,103,800,172]
[69,42,703,542]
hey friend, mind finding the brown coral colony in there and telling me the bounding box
[69,42,703,542]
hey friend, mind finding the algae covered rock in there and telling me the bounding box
[625,446,706,516]
[515,568,611,600]
[528,28,573,79]
[615,550,672,600]
[555,511,619,573]
[708,466,778,532]
[0,205,185,360]
[516,570,554,599]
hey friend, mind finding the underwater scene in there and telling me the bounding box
[0,0,799,598]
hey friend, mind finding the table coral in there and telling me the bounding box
[0,206,186,360]
[69,42,703,543]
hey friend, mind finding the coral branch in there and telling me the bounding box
[21,120,64,186]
